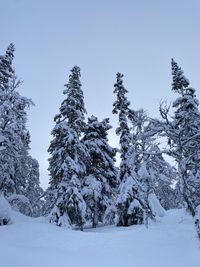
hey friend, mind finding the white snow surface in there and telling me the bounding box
[0,209,199,267]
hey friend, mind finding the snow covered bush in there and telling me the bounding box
[48,205,71,228]
[8,194,32,216]
[103,204,117,226]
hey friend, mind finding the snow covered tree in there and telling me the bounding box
[25,157,44,217]
[113,73,151,226]
[147,148,180,210]
[112,73,132,182]
[148,150,179,210]
[128,107,169,218]
[48,66,89,229]
[0,43,14,91]
[132,110,178,210]
[159,59,200,216]
[8,76,34,195]
[171,58,190,93]
[82,115,118,227]
[61,65,86,136]
[0,43,17,195]
[151,59,200,239]
[0,44,42,216]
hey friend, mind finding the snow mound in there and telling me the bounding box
[148,193,165,218]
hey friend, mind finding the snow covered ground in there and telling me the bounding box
[0,209,199,267]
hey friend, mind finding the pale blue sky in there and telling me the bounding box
[1,0,200,188]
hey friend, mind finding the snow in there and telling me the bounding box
[0,194,12,224]
[148,193,165,217]
[0,209,199,267]
[128,199,142,214]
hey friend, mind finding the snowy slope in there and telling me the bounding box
[0,209,199,267]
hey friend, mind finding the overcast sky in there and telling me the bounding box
[1,0,200,188]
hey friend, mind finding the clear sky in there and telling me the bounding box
[1,0,200,188]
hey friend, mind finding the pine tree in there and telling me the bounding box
[0,44,16,195]
[61,66,86,136]
[112,73,132,182]
[113,73,149,226]
[0,43,14,90]
[8,76,33,195]
[0,44,42,216]
[48,66,88,229]
[25,157,44,217]
[163,59,200,216]
[82,115,118,227]
[171,58,189,94]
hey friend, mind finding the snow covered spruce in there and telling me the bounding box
[46,70,174,230]
[47,66,89,229]
[0,44,43,221]
[82,115,118,227]
[112,73,168,226]
[47,66,119,229]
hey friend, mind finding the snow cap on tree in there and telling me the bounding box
[171,58,190,94]
[0,43,15,90]
[61,65,86,135]
[113,72,130,115]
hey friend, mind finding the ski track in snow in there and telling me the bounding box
[0,209,199,267]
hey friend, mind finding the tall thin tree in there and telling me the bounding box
[48,66,89,229]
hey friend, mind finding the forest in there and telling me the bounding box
[0,43,200,242]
